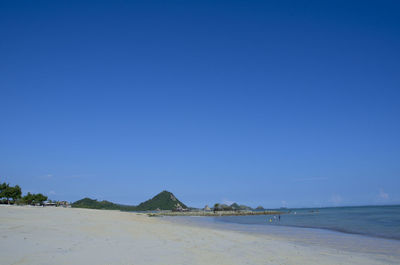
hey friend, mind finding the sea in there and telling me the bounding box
[164,205,400,258]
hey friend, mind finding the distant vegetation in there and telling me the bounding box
[72,190,188,211]
[0,182,48,205]
[22,192,48,205]
[71,198,137,211]
[213,202,260,212]
[72,192,264,213]
[2,181,264,213]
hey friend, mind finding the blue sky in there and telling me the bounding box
[1,0,399,208]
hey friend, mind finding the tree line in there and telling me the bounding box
[0,182,48,205]
[212,202,264,212]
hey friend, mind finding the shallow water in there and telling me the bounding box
[164,205,400,258]
[222,205,400,240]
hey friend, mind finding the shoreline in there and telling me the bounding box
[161,215,400,258]
[1,206,399,265]
[147,210,282,217]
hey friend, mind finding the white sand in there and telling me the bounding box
[0,205,398,265]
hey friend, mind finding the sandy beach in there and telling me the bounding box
[0,205,398,265]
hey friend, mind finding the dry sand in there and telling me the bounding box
[0,205,398,265]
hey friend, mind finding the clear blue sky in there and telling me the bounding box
[1,0,399,208]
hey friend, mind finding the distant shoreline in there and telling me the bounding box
[148,210,282,217]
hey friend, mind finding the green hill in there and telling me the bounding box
[136,190,187,211]
[71,191,187,211]
[71,197,137,211]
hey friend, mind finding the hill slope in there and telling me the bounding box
[71,191,187,211]
[135,190,187,211]
[71,198,137,211]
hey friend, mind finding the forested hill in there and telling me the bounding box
[71,191,188,211]
[135,190,187,211]
[71,198,137,211]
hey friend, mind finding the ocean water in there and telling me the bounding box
[164,205,400,257]
[219,205,400,240]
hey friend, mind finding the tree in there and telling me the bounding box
[0,182,9,203]
[34,193,48,205]
[11,185,22,202]
[0,183,22,204]
[1,183,13,204]
[0,182,7,193]
[213,203,220,213]
[23,192,35,205]
[22,192,48,205]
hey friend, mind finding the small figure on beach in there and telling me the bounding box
[279,215,281,221]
